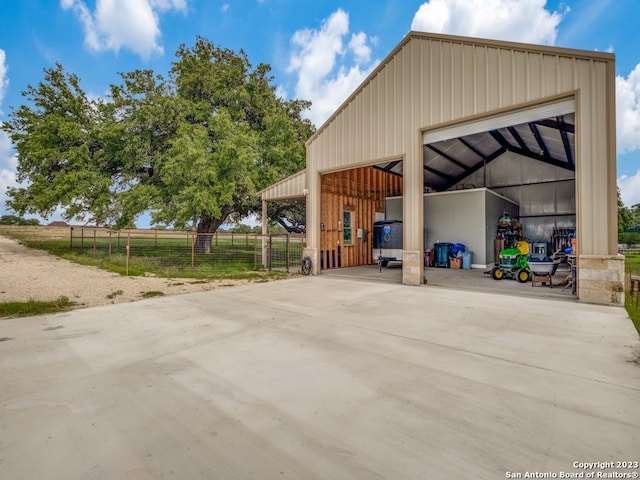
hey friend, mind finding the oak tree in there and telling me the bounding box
[3,38,314,251]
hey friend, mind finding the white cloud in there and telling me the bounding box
[287,9,379,127]
[150,0,187,11]
[0,129,19,215]
[61,0,187,59]
[61,0,102,52]
[615,64,640,207]
[616,63,640,155]
[348,32,372,64]
[410,0,566,45]
[0,49,15,214]
[0,49,9,113]
[618,170,640,208]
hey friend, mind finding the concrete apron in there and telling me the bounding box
[1,276,638,479]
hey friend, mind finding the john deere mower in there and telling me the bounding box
[487,240,531,283]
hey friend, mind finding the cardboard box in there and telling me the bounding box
[450,257,462,269]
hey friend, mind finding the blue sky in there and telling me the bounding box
[1,0,639,227]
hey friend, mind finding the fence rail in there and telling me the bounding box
[69,227,306,275]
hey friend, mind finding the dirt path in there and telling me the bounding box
[0,235,250,309]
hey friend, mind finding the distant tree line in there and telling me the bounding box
[618,188,640,245]
[0,215,41,226]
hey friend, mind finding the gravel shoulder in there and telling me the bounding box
[0,234,252,309]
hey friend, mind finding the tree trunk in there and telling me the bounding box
[194,209,232,254]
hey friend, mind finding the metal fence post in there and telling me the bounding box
[93,228,97,258]
[81,228,84,255]
[69,227,73,249]
[191,233,195,270]
[108,231,112,260]
[268,234,272,271]
[126,233,130,276]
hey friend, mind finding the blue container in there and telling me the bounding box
[434,243,452,268]
[462,251,472,269]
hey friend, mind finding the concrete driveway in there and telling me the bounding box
[1,276,639,479]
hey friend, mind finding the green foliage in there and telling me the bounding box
[0,215,40,225]
[267,202,306,233]
[3,38,314,235]
[626,254,640,275]
[110,37,313,235]
[2,64,115,225]
[0,296,76,318]
[619,232,640,245]
[226,223,261,234]
[626,207,640,233]
[618,186,636,232]
[624,255,640,335]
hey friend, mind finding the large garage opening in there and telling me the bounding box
[318,167,403,270]
[420,99,575,268]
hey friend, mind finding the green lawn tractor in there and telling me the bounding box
[487,240,531,283]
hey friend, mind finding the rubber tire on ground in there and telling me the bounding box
[491,267,504,280]
[301,256,312,276]
[516,268,530,283]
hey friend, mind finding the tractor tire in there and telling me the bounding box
[516,268,530,283]
[301,256,313,276]
[491,267,504,280]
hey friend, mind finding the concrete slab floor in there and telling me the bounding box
[1,276,639,479]
[324,264,577,301]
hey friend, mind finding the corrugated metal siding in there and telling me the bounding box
[307,33,615,258]
[258,171,306,201]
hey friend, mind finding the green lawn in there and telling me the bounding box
[19,238,295,281]
[624,254,640,335]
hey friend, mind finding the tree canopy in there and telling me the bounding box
[618,187,636,232]
[0,215,40,226]
[2,37,314,248]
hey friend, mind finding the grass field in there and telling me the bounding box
[624,254,640,335]
[1,225,303,280]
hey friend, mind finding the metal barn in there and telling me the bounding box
[259,32,623,306]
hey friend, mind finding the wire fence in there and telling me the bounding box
[69,227,306,276]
